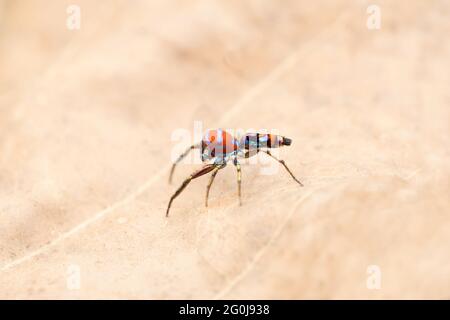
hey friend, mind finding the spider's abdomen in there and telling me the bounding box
[240,133,291,151]
[201,129,238,161]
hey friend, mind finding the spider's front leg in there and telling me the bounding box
[166,163,219,217]
[205,163,227,207]
[233,157,242,206]
[169,143,201,184]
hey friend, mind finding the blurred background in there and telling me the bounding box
[0,0,449,299]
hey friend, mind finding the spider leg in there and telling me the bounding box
[261,150,303,186]
[205,163,226,207]
[169,143,201,184]
[166,163,219,217]
[233,157,242,206]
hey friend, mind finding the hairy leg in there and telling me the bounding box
[205,163,226,207]
[233,158,242,205]
[262,150,303,186]
[169,143,200,184]
[166,163,219,216]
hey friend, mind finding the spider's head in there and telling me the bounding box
[201,140,213,162]
[201,129,238,162]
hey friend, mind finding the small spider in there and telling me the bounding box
[167,129,303,216]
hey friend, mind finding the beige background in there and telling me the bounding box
[0,0,449,299]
